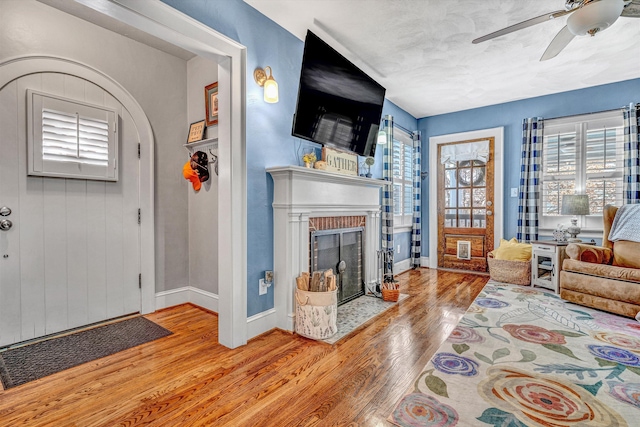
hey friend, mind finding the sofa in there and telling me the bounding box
[560,205,640,318]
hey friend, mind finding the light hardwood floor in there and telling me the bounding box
[0,268,488,426]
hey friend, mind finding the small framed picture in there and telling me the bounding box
[205,82,218,126]
[457,240,471,260]
[187,120,206,143]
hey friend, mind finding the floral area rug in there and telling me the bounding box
[389,280,640,426]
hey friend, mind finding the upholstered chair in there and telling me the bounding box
[560,205,640,318]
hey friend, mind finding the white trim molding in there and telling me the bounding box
[420,257,430,268]
[247,308,277,339]
[155,287,219,313]
[428,127,504,270]
[394,258,412,275]
[155,287,191,309]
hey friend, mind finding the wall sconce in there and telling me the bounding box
[254,66,279,103]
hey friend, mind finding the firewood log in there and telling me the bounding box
[311,271,322,292]
[327,275,336,291]
[296,276,308,291]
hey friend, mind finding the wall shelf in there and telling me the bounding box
[184,137,218,154]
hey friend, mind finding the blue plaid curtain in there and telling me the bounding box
[517,117,543,242]
[411,131,421,268]
[381,116,394,277]
[623,103,640,204]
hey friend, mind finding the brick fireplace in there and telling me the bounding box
[267,166,388,332]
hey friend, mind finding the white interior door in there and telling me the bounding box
[0,73,140,347]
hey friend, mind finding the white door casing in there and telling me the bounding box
[67,0,248,348]
[0,56,156,346]
[40,0,248,348]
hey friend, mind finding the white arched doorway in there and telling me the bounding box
[0,56,155,345]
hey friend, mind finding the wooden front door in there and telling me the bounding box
[437,138,495,272]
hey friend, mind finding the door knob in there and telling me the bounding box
[0,219,12,231]
[0,206,11,216]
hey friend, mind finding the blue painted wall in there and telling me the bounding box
[418,78,640,257]
[162,0,417,316]
[394,231,412,263]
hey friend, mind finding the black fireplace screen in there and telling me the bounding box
[310,226,364,305]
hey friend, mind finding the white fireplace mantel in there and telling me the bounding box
[267,166,389,332]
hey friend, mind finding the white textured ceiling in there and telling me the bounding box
[244,0,640,118]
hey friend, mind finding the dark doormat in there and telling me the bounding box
[0,317,172,389]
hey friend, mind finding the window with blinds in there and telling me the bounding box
[541,110,624,230]
[27,90,118,181]
[393,126,414,228]
[42,109,110,166]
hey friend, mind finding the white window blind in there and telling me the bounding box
[27,90,118,181]
[541,110,624,230]
[393,126,414,227]
[42,109,110,166]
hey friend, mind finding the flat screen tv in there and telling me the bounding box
[292,31,386,158]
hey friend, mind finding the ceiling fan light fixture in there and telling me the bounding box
[567,0,624,36]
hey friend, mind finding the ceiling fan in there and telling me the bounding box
[472,0,640,60]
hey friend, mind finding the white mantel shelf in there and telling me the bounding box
[267,165,389,188]
[267,165,386,332]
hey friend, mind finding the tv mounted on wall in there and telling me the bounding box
[291,31,386,158]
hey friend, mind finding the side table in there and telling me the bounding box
[531,240,594,293]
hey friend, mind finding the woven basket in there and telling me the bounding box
[295,288,337,340]
[487,251,531,286]
[381,288,400,302]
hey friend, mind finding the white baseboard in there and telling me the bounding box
[247,308,277,339]
[189,287,219,313]
[394,258,412,274]
[421,257,430,268]
[155,286,218,313]
[155,287,190,309]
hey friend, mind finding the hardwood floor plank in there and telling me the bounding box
[0,268,487,426]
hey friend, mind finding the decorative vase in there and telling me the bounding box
[553,227,567,242]
[304,162,311,168]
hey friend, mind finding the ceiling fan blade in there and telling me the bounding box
[540,26,576,61]
[472,9,573,44]
[622,0,640,17]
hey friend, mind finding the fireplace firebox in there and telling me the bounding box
[310,227,364,305]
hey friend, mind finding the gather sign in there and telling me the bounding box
[321,147,358,176]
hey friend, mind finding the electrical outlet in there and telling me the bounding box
[396,245,400,254]
[259,278,267,295]
[511,187,518,198]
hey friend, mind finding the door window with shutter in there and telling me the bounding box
[541,111,624,231]
[27,90,119,181]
